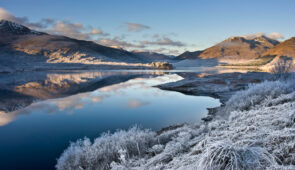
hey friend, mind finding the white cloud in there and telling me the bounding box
[0,7,45,29]
[243,32,284,40]
[96,36,145,49]
[141,37,185,47]
[0,7,23,23]
[267,32,284,40]
[128,99,149,108]
[0,7,110,40]
[242,32,265,39]
[125,22,150,32]
[49,20,90,40]
[90,29,109,36]
[0,7,185,55]
[49,21,110,40]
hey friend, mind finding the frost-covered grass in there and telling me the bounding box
[56,127,156,170]
[218,80,295,116]
[56,79,295,170]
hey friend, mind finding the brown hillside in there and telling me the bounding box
[263,37,295,58]
[199,36,279,60]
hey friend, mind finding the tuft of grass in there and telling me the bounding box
[197,141,276,170]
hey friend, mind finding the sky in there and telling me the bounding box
[0,0,294,55]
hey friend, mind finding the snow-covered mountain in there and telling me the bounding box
[0,20,154,72]
[0,20,45,35]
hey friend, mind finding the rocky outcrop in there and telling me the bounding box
[151,62,173,69]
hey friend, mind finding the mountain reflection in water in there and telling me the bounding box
[0,70,220,170]
[0,70,168,125]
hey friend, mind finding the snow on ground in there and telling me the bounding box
[56,79,295,170]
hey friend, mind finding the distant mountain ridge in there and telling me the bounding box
[1,19,294,71]
[175,35,295,69]
[0,20,165,72]
[132,51,174,61]
[199,36,279,63]
[176,36,279,62]
[175,50,203,60]
[0,20,146,63]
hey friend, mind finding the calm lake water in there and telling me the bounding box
[0,70,220,170]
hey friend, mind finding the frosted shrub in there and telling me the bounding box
[270,56,294,79]
[197,141,276,170]
[56,126,156,170]
[221,80,295,115]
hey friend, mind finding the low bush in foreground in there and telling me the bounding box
[56,127,156,170]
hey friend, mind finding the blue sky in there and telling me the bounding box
[0,0,294,55]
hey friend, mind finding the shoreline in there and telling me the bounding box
[155,71,277,124]
[156,71,275,104]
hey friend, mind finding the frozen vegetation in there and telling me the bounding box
[56,78,295,170]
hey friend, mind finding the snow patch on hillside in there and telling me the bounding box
[56,79,295,170]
